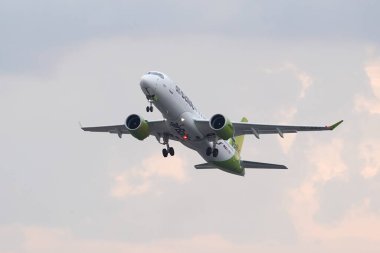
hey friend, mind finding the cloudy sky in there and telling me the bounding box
[1,0,380,252]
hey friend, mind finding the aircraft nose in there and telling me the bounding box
[140,74,156,91]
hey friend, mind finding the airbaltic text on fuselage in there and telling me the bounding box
[175,85,196,111]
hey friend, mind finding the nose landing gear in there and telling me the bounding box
[146,105,153,112]
[146,95,155,112]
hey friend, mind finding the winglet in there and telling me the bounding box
[328,120,344,130]
[79,121,86,130]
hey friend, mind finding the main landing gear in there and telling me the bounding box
[206,147,219,157]
[206,136,219,157]
[161,134,175,158]
[162,147,175,157]
[146,95,155,112]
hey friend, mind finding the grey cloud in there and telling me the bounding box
[1,0,380,73]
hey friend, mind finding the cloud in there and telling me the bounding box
[283,63,313,99]
[263,63,313,100]
[264,63,314,153]
[366,61,380,98]
[288,139,347,238]
[2,223,380,253]
[355,60,380,114]
[0,225,240,253]
[307,138,347,182]
[22,227,71,252]
[110,154,188,198]
[288,138,380,243]
[359,140,380,178]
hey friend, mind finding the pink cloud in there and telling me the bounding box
[355,60,380,114]
[283,63,313,99]
[359,140,380,178]
[2,223,379,253]
[110,154,188,198]
[288,138,380,243]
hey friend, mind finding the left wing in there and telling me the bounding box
[194,119,343,139]
[81,120,168,139]
[81,124,128,137]
[233,120,343,138]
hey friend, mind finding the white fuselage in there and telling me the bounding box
[140,72,238,167]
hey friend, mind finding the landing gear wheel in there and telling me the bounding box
[206,147,212,156]
[169,147,175,156]
[149,106,153,112]
[162,148,168,157]
[212,148,219,157]
[146,106,150,112]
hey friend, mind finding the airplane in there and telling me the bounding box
[81,71,343,176]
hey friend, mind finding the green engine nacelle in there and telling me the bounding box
[210,114,234,140]
[125,114,150,140]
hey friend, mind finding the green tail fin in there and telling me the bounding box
[233,117,248,155]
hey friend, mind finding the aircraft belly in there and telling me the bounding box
[180,112,204,140]
[154,82,187,120]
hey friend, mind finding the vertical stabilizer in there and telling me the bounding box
[231,117,248,155]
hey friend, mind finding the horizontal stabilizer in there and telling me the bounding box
[241,160,288,169]
[194,163,218,169]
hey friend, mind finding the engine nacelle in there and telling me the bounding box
[209,114,234,140]
[125,114,150,140]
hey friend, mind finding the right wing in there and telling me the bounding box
[233,120,343,138]
[194,119,343,139]
[81,120,169,139]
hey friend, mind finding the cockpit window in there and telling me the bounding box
[147,71,164,79]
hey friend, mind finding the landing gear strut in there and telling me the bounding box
[161,135,175,157]
[146,95,155,112]
[206,136,219,157]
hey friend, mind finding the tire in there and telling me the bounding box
[212,148,219,157]
[169,147,175,156]
[146,106,150,112]
[162,148,168,157]
[206,147,212,156]
[149,106,153,112]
